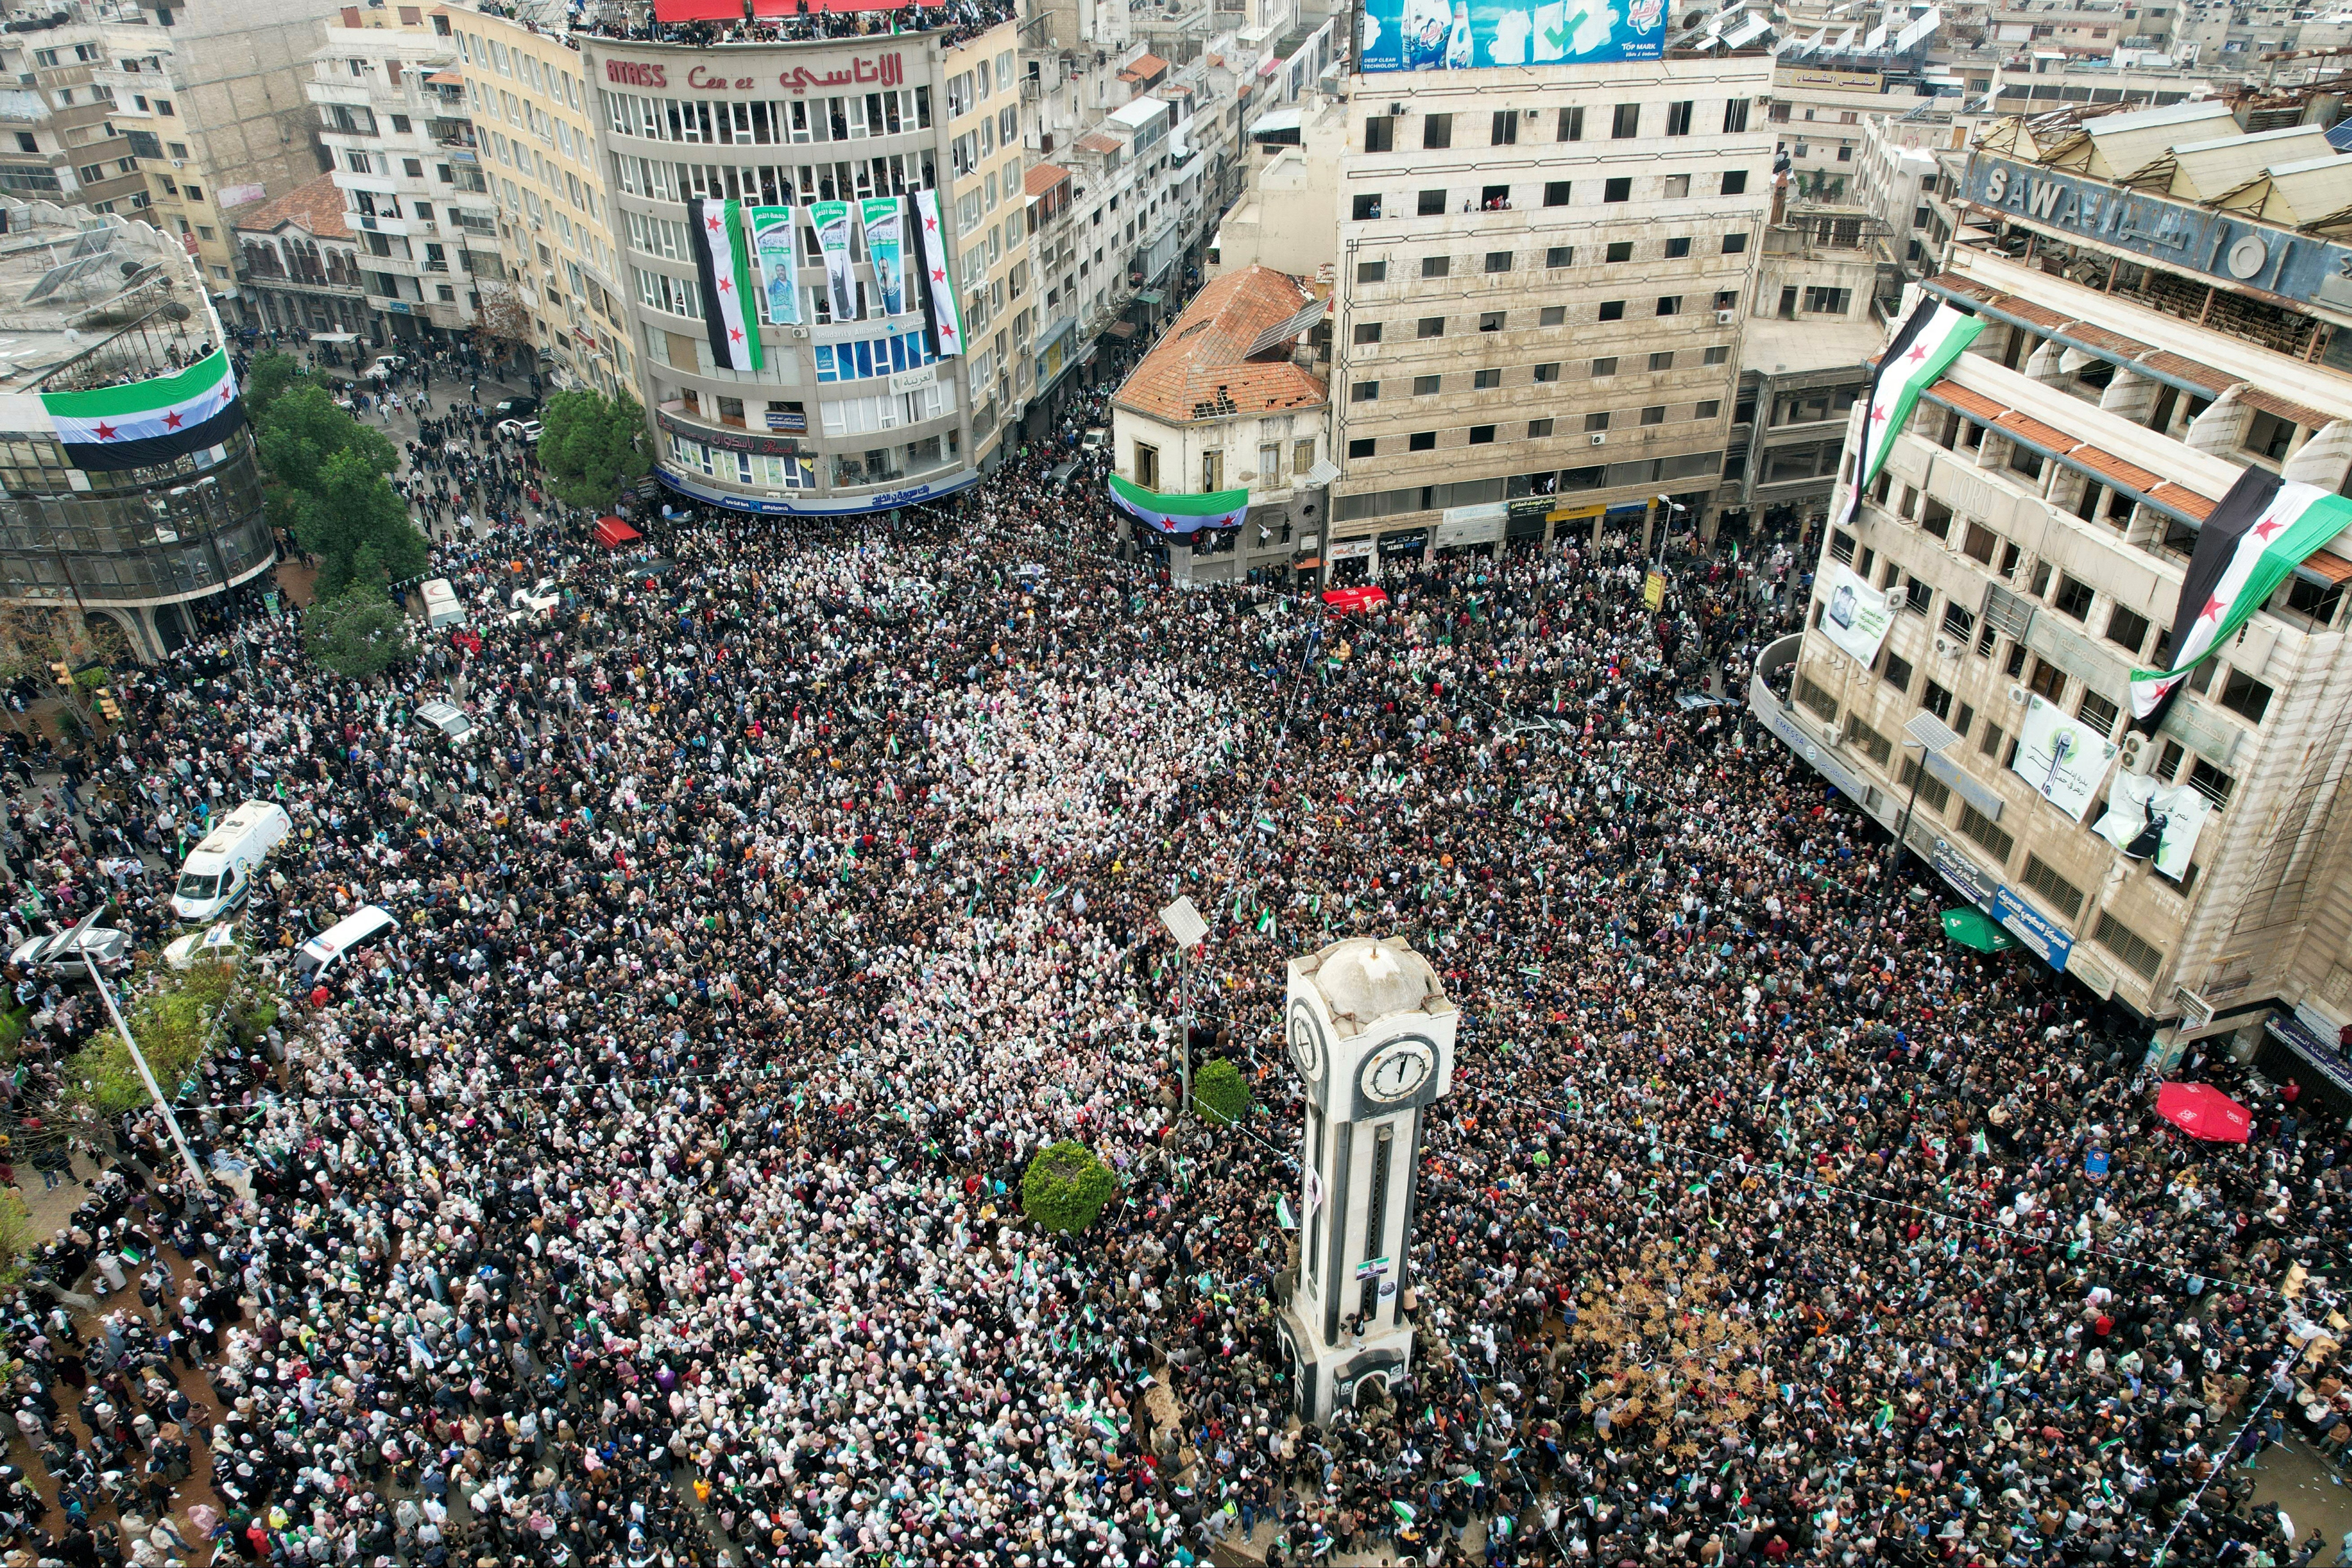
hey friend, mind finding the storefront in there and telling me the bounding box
[1327,537,1375,585]
[1377,528,1428,572]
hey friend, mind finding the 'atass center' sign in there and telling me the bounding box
[605,54,905,94]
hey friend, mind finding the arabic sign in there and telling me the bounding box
[1993,886,2073,971]
[811,201,855,321]
[1360,0,1665,71]
[602,54,906,94]
[2092,773,2213,882]
[656,409,807,456]
[1967,156,2352,317]
[2008,693,2117,823]
[657,462,979,516]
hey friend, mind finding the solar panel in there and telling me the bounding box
[21,249,118,304]
[1242,298,1325,358]
[66,230,113,259]
[1892,5,1941,52]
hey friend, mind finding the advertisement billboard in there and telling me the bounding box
[1360,0,1665,72]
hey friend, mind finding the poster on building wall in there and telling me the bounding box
[2009,693,2118,822]
[747,205,801,327]
[859,197,906,318]
[2092,773,2213,882]
[1813,559,1895,667]
[810,200,857,322]
[1358,0,1664,73]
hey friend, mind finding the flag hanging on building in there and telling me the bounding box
[1109,473,1249,534]
[905,187,965,358]
[2130,466,2352,729]
[687,199,761,372]
[43,347,244,470]
[1831,297,1983,532]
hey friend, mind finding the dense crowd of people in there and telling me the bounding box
[0,380,2343,1568]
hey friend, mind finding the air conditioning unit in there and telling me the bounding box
[2006,683,2028,705]
[1589,432,1606,446]
[1932,634,1958,659]
[2119,732,2150,771]
[1715,309,1735,324]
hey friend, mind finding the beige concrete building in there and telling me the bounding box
[1754,99,2352,1096]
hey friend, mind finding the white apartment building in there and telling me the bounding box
[1754,98,2352,1095]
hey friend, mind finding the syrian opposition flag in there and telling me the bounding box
[687,199,761,372]
[906,188,965,358]
[2130,467,2352,728]
[1109,473,1248,535]
[1831,298,1983,531]
[43,347,245,469]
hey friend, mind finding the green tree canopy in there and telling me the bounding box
[537,389,651,511]
[1021,1139,1118,1233]
[242,351,311,427]
[254,385,423,595]
[300,582,414,679]
[1194,1057,1251,1126]
[64,958,236,1119]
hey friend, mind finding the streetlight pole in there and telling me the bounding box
[65,908,209,1192]
[1158,895,1208,1118]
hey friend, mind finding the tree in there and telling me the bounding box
[301,582,414,679]
[63,957,237,1120]
[1194,1057,1251,1126]
[471,281,534,362]
[242,351,311,427]
[255,386,427,595]
[1022,1139,1117,1233]
[538,388,651,511]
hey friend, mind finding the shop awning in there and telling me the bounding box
[653,0,742,19]
[1939,907,2016,952]
[593,516,641,547]
[310,331,360,344]
[1291,557,1321,570]
[1134,290,1165,306]
[1106,321,1139,339]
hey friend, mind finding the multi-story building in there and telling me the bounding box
[1108,264,1329,586]
[232,170,370,342]
[0,198,273,660]
[1319,48,1776,577]
[308,13,506,350]
[0,12,147,217]
[1752,98,2352,1091]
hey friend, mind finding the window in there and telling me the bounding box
[1906,577,1934,614]
[1598,300,1625,322]
[2245,409,2297,462]
[1897,758,1952,814]
[2218,668,2273,724]
[2284,575,2344,627]
[1663,173,1690,199]
[2051,574,2094,621]
[1592,357,1618,376]
[1640,405,1665,426]
[1201,451,1223,490]
[1352,321,1383,345]
[1529,418,1554,437]
[1881,652,1913,694]
[1348,437,1375,459]
[1942,602,1975,641]
[1557,106,1584,141]
[1921,680,1953,721]
[1665,236,1690,259]
[1603,177,1631,203]
[1605,241,1635,264]
[1723,98,1750,133]
[1422,256,1450,278]
[1722,232,1748,255]
[1721,170,1748,195]
[1473,369,1501,390]
[167,142,188,159]
[1417,189,1447,216]
[1468,425,1495,444]
[2187,756,2235,806]
[1956,802,2014,865]
[1539,306,1566,326]
[1962,523,1998,566]
[1422,113,1452,149]
[1412,375,1440,396]
[1544,180,1571,206]
[1794,674,1838,720]
[1703,346,1729,366]
[1844,716,1894,766]
[1533,362,1561,383]
[1350,380,1380,402]
[1484,250,1513,273]
[1357,260,1387,284]
[1585,412,1610,432]
[1803,285,1851,315]
[1655,295,1681,316]
[2020,856,2085,921]
[1648,351,1673,371]
[1611,102,1640,138]
[1364,115,1394,152]
[1695,399,1720,420]
[1665,100,1694,136]
[1977,720,2005,761]
[1417,317,1444,338]
[2093,913,2166,981]
[1491,110,1518,145]
[1293,439,1316,477]
[1409,431,1436,452]
[2007,443,2044,482]
[1545,245,1573,268]
[2078,690,2120,735]
[1352,194,1383,220]
[2026,657,2066,701]
[1479,311,1504,331]
[1134,443,1158,489]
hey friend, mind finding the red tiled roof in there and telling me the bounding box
[1113,265,1327,424]
[1076,131,1122,155]
[1117,51,1168,81]
[1925,377,2221,517]
[2069,446,2162,494]
[1024,162,1071,199]
[2306,549,2352,585]
[2138,351,2237,395]
[2239,386,2334,432]
[1931,381,2006,422]
[1923,271,2242,398]
[231,172,351,241]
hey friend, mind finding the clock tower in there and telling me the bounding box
[1276,935,1457,1419]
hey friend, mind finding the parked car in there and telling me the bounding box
[11,926,131,982]
[412,698,478,743]
[493,395,539,418]
[294,905,399,988]
[163,921,243,971]
[362,354,409,379]
[497,418,543,442]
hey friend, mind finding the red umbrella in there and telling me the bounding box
[2156,1082,2253,1142]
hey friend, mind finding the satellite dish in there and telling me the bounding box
[119,260,139,277]
[62,328,80,345]
[160,301,190,321]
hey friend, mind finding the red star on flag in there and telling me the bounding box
[2253,516,2286,542]
[1869,403,1888,425]
[707,214,723,232]
[1903,342,1929,363]
[924,217,937,232]
[94,422,116,440]
[940,324,957,343]
[2195,594,2225,625]
[163,411,183,429]
[729,328,744,342]
[931,267,945,282]
[717,277,733,293]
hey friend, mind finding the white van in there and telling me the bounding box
[293,904,398,986]
[420,577,464,631]
[170,800,292,923]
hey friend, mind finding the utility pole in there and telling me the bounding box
[1159,895,1208,1117]
[67,908,209,1192]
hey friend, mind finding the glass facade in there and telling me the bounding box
[0,439,273,605]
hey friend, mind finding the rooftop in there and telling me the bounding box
[1113,265,1327,424]
[0,200,216,396]
[231,173,352,243]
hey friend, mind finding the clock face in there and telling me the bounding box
[1287,1002,1326,1083]
[1361,1037,1437,1104]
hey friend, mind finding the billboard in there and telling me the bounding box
[1360,0,1665,72]
[2008,693,2117,823]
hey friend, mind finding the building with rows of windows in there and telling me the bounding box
[1754,95,2352,1088]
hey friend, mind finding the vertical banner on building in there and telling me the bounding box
[859,196,906,318]
[687,199,761,372]
[905,187,965,358]
[747,205,800,328]
[1831,297,1983,532]
[810,200,857,322]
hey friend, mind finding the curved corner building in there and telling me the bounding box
[560,18,1022,516]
